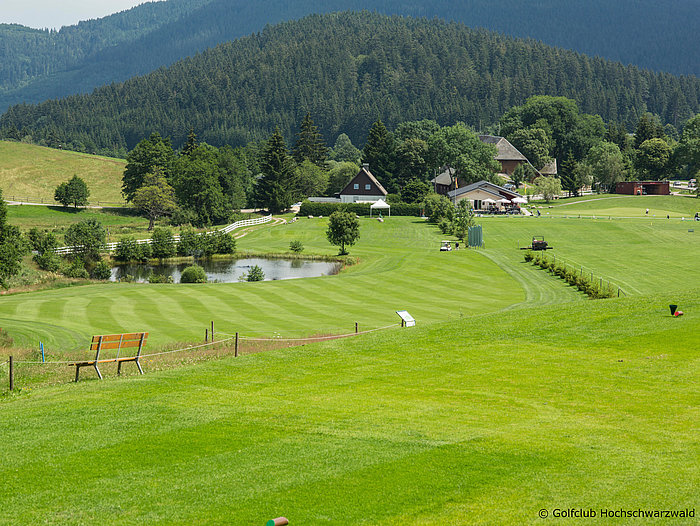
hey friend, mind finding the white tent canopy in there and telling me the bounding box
[512,196,528,204]
[370,199,391,217]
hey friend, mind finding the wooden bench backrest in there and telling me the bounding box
[91,333,148,360]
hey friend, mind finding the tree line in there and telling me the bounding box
[1,12,698,158]
[1,0,698,113]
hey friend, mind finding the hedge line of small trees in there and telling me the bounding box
[298,201,421,217]
[524,251,618,299]
[114,227,236,262]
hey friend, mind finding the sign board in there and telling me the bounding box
[396,310,416,327]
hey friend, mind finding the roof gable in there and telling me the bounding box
[339,166,388,196]
[478,135,528,162]
[447,180,523,200]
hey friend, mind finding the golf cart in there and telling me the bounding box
[440,240,452,251]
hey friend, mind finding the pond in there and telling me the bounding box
[110,257,342,283]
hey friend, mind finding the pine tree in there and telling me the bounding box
[255,129,297,213]
[292,113,328,167]
[560,151,579,196]
[182,128,198,156]
[361,119,395,190]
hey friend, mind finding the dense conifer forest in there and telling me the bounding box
[1,13,698,157]
[0,0,698,112]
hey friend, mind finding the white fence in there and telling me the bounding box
[54,215,272,255]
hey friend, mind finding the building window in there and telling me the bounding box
[365,184,371,190]
[353,184,359,190]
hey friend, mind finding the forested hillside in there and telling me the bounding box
[2,13,698,157]
[0,0,698,112]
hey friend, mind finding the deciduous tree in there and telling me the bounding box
[54,175,90,208]
[326,210,360,255]
[132,169,178,230]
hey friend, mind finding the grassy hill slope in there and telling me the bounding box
[0,141,126,204]
[1,290,697,523]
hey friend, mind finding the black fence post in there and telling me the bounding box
[235,333,239,357]
[9,356,14,391]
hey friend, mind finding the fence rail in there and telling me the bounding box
[54,215,272,255]
[4,196,128,207]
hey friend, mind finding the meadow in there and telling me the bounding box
[1,196,698,524]
[0,141,126,205]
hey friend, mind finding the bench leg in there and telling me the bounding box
[136,358,144,375]
[75,365,81,382]
[117,361,122,375]
[94,364,103,380]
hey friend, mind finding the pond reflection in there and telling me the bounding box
[111,257,341,283]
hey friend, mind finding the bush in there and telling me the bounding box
[151,228,176,259]
[243,265,265,282]
[298,200,421,217]
[180,265,207,283]
[177,227,200,256]
[289,240,304,253]
[115,236,140,262]
[148,273,174,284]
[91,260,112,280]
[34,250,61,272]
[136,242,152,262]
[523,251,534,262]
[438,218,452,235]
[63,258,89,279]
[211,231,236,255]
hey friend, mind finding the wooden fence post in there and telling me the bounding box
[235,332,239,357]
[355,322,358,334]
[205,329,208,342]
[9,356,14,391]
[211,321,214,341]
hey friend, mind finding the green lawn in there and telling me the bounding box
[1,290,697,524]
[530,194,700,218]
[0,217,525,353]
[6,205,149,240]
[0,141,126,205]
[1,209,698,524]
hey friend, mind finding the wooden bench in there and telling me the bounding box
[70,332,148,382]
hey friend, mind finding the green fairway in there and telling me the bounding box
[1,205,698,524]
[531,194,700,218]
[0,217,526,353]
[1,291,697,524]
[0,141,126,205]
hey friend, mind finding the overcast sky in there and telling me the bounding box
[2,1,157,30]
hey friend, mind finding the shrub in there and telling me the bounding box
[180,265,207,283]
[63,258,89,279]
[298,200,421,217]
[148,273,173,284]
[211,231,236,255]
[289,240,304,253]
[136,242,152,261]
[34,250,61,272]
[151,228,176,259]
[177,227,200,256]
[91,261,112,280]
[523,251,534,262]
[244,265,265,282]
[115,236,140,262]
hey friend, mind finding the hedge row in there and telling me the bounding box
[298,201,421,217]
[524,251,618,299]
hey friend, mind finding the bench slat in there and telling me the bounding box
[92,333,148,343]
[90,339,148,351]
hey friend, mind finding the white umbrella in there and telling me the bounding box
[482,198,496,204]
[512,197,527,204]
[496,198,511,204]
